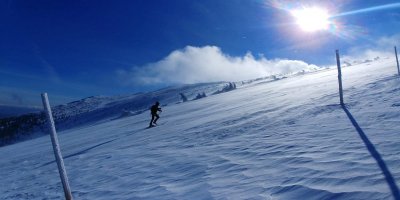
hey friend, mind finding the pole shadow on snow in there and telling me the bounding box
[341,104,400,200]
[37,139,117,168]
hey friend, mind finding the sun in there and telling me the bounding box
[291,7,330,32]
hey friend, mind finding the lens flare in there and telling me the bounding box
[331,3,400,18]
[265,0,399,43]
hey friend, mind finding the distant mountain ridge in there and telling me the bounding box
[0,105,41,118]
[0,80,269,147]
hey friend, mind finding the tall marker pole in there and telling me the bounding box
[395,46,400,76]
[336,50,344,105]
[41,93,73,200]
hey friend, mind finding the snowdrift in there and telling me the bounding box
[1,58,399,199]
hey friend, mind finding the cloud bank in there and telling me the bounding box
[117,46,319,85]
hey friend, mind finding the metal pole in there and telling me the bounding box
[336,50,344,105]
[41,93,73,200]
[395,46,400,76]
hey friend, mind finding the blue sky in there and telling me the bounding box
[1,0,400,107]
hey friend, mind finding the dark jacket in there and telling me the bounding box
[150,104,161,115]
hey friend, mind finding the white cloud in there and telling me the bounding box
[117,46,319,85]
[343,34,400,61]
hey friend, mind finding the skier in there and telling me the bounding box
[149,101,162,127]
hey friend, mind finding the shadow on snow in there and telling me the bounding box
[37,139,117,168]
[341,104,400,200]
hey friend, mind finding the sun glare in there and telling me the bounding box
[291,7,330,32]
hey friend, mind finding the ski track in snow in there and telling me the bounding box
[1,59,400,199]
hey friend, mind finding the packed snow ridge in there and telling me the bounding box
[1,58,399,199]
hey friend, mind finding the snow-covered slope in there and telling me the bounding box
[50,82,235,128]
[1,58,399,199]
[0,81,241,146]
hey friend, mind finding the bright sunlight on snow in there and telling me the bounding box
[291,7,330,32]
[1,57,400,199]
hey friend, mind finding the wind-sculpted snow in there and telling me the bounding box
[0,58,399,199]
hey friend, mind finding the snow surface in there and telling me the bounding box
[1,58,400,199]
